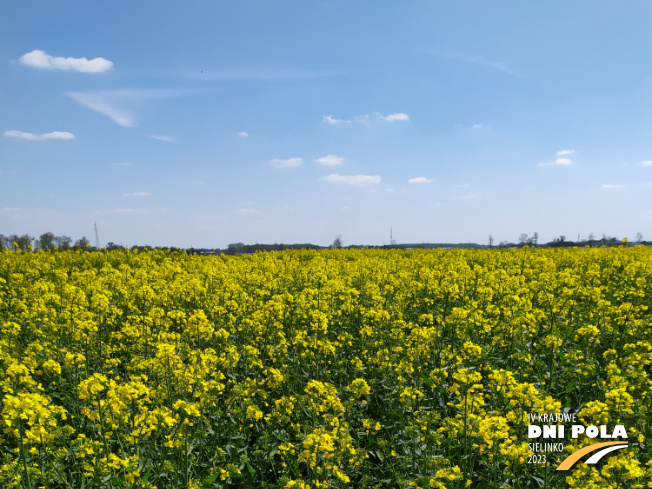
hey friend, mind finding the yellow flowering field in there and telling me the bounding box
[0,246,650,488]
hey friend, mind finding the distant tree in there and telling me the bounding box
[54,235,72,250]
[227,243,245,255]
[105,242,123,251]
[518,233,529,245]
[74,236,91,250]
[559,235,566,243]
[332,234,343,249]
[588,233,595,242]
[488,235,494,247]
[636,232,643,244]
[15,234,33,251]
[37,232,56,251]
[532,232,539,247]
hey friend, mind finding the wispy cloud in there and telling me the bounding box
[66,89,191,127]
[538,150,574,167]
[235,208,259,215]
[323,112,410,125]
[601,184,626,190]
[321,173,381,186]
[237,131,249,138]
[429,49,520,76]
[355,112,411,124]
[67,92,135,127]
[114,208,152,215]
[408,177,431,184]
[383,112,410,122]
[269,157,302,168]
[149,134,176,143]
[4,130,75,140]
[18,49,113,73]
[189,68,340,81]
[0,207,22,214]
[322,115,351,125]
[315,154,344,166]
[122,192,150,197]
[639,160,652,166]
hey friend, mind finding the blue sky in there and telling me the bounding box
[2,1,652,248]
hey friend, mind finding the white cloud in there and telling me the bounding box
[601,184,626,190]
[326,112,410,125]
[237,131,249,138]
[43,131,75,140]
[235,208,259,215]
[269,157,302,168]
[408,177,431,184]
[384,112,410,122]
[67,92,135,127]
[354,114,372,124]
[322,115,351,124]
[315,154,344,166]
[538,157,572,167]
[556,149,576,156]
[639,160,652,166]
[18,49,113,73]
[114,208,151,215]
[66,89,190,127]
[4,129,75,140]
[122,192,150,197]
[321,173,381,186]
[471,123,485,129]
[149,134,176,143]
[358,112,411,124]
[112,162,133,167]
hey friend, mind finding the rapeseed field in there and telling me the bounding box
[0,247,650,488]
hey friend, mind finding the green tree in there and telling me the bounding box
[55,236,72,250]
[74,236,91,250]
[38,232,56,251]
[15,234,33,251]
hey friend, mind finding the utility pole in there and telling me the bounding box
[94,221,100,249]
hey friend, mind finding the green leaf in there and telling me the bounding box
[201,472,219,488]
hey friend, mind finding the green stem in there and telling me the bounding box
[19,426,32,489]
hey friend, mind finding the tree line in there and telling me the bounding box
[1,231,646,254]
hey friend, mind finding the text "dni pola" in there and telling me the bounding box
[528,425,628,439]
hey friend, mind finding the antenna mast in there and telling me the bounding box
[94,221,100,249]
